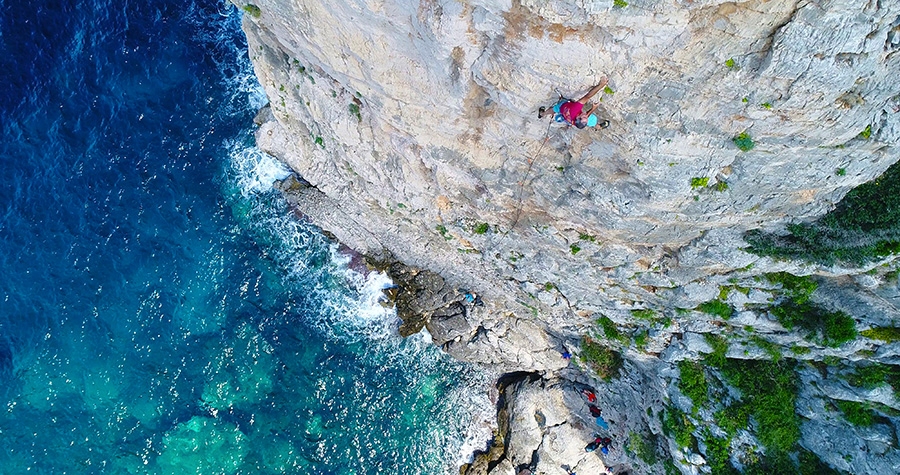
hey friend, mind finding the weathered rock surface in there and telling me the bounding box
[236,0,900,473]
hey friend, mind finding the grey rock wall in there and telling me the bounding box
[234,0,900,473]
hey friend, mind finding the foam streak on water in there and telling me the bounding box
[0,0,493,473]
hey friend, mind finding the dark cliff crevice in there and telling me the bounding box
[461,371,542,475]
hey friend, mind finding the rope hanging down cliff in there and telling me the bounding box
[510,78,612,229]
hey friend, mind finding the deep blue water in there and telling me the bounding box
[0,1,489,473]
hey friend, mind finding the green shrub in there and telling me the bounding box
[597,316,625,342]
[716,181,729,192]
[751,335,781,361]
[678,360,709,409]
[860,326,900,342]
[715,403,751,437]
[473,222,490,234]
[822,310,858,346]
[771,302,856,347]
[764,272,817,304]
[885,269,899,283]
[743,448,841,475]
[721,359,800,452]
[790,345,811,355]
[627,431,657,465]
[242,4,261,18]
[745,159,900,265]
[613,0,628,8]
[703,334,728,368]
[742,451,801,475]
[663,407,696,448]
[836,167,847,176]
[634,329,649,350]
[733,132,755,151]
[581,336,623,381]
[797,449,843,475]
[836,400,875,426]
[844,363,896,390]
[632,308,656,320]
[696,299,732,319]
[725,58,735,68]
[348,103,361,121]
[570,243,581,255]
[691,176,709,189]
[859,125,872,139]
[702,429,738,475]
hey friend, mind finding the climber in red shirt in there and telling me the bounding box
[539,78,610,129]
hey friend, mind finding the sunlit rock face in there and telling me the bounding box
[237,0,900,473]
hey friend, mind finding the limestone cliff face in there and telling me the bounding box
[235,0,900,473]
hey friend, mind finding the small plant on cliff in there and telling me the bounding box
[765,272,817,304]
[761,102,773,110]
[715,181,729,192]
[627,431,658,465]
[631,308,655,321]
[570,243,581,255]
[597,316,626,342]
[701,429,734,475]
[843,363,900,391]
[634,329,649,350]
[580,336,623,381]
[613,0,628,8]
[732,132,754,151]
[836,167,847,176]
[578,232,596,242]
[725,58,735,68]
[690,176,709,189]
[696,299,732,319]
[703,334,729,368]
[678,360,709,410]
[242,4,261,18]
[770,302,856,347]
[860,326,900,342]
[473,222,490,234]
[436,224,453,240]
[751,335,782,361]
[348,103,361,122]
[662,407,696,448]
[859,124,872,139]
[835,400,875,427]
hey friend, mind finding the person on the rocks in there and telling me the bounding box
[589,404,602,417]
[599,437,612,455]
[581,389,596,402]
[538,78,611,129]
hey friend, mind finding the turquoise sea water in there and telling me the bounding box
[0,1,490,473]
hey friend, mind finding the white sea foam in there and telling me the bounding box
[229,145,291,196]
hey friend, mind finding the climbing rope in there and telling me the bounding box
[510,117,555,229]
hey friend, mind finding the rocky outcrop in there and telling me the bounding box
[237,0,900,473]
